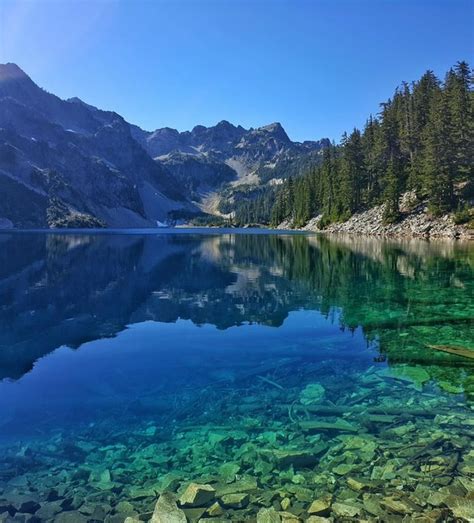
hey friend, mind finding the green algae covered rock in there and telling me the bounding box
[220,492,249,509]
[257,506,282,523]
[218,462,240,483]
[331,501,362,518]
[332,463,356,475]
[390,365,431,390]
[88,468,114,490]
[439,381,464,394]
[308,494,332,516]
[271,448,324,469]
[254,459,274,476]
[215,476,258,496]
[300,383,325,405]
[206,501,224,517]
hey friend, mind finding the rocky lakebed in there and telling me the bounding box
[0,361,473,523]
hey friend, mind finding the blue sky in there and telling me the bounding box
[1,0,472,141]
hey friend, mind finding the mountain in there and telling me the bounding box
[0,63,196,228]
[132,120,329,214]
[0,63,329,228]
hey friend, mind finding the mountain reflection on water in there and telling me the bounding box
[0,231,472,383]
[0,231,473,522]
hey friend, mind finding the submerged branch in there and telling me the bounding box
[426,344,474,360]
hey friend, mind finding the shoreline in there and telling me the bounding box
[0,226,472,240]
[280,198,473,241]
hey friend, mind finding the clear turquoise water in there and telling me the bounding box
[0,231,473,522]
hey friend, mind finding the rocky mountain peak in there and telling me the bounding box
[215,119,235,129]
[255,122,290,142]
[0,63,29,82]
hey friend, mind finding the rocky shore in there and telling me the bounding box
[281,193,473,240]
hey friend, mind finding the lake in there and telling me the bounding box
[0,230,473,522]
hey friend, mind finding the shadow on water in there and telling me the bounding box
[0,231,473,521]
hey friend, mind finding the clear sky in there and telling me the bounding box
[1,0,473,142]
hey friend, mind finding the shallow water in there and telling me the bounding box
[0,231,473,522]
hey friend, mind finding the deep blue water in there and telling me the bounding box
[0,231,472,522]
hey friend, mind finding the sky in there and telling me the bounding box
[0,0,473,142]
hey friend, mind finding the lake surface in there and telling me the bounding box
[0,231,473,522]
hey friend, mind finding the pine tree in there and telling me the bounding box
[383,158,401,223]
[362,115,381,206]
[339,129,365,215]
[422,89,455,215]
[379,99,403,220]
[410,71,441,194]
[444,62,473,181]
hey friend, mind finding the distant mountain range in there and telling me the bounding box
[0,63,328,228]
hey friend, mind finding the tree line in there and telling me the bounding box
[235,61,473,227]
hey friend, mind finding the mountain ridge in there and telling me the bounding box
[0,63,328,228]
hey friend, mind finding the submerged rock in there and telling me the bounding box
[299,420,358,433]
[347,476,376,492]
[300,383,325,405]
[257,506,282,523]
[179,483,216,507]
[449,498,474,521]
[36,501,62,519]
[381,496,421,515]
[206,501,224,517]
[270,448,326,469]
[151,492,187,523]
[331,501,362,518]
[308,494,332,516]
[215,477,258,496]
[54,512,89,523]
[390,365,431,390]
[278,511,301,522]
[219,493,249,509]
[89,468,114,490]
[218,462,240,483]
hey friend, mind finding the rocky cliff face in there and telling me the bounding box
[0,63,196,228]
